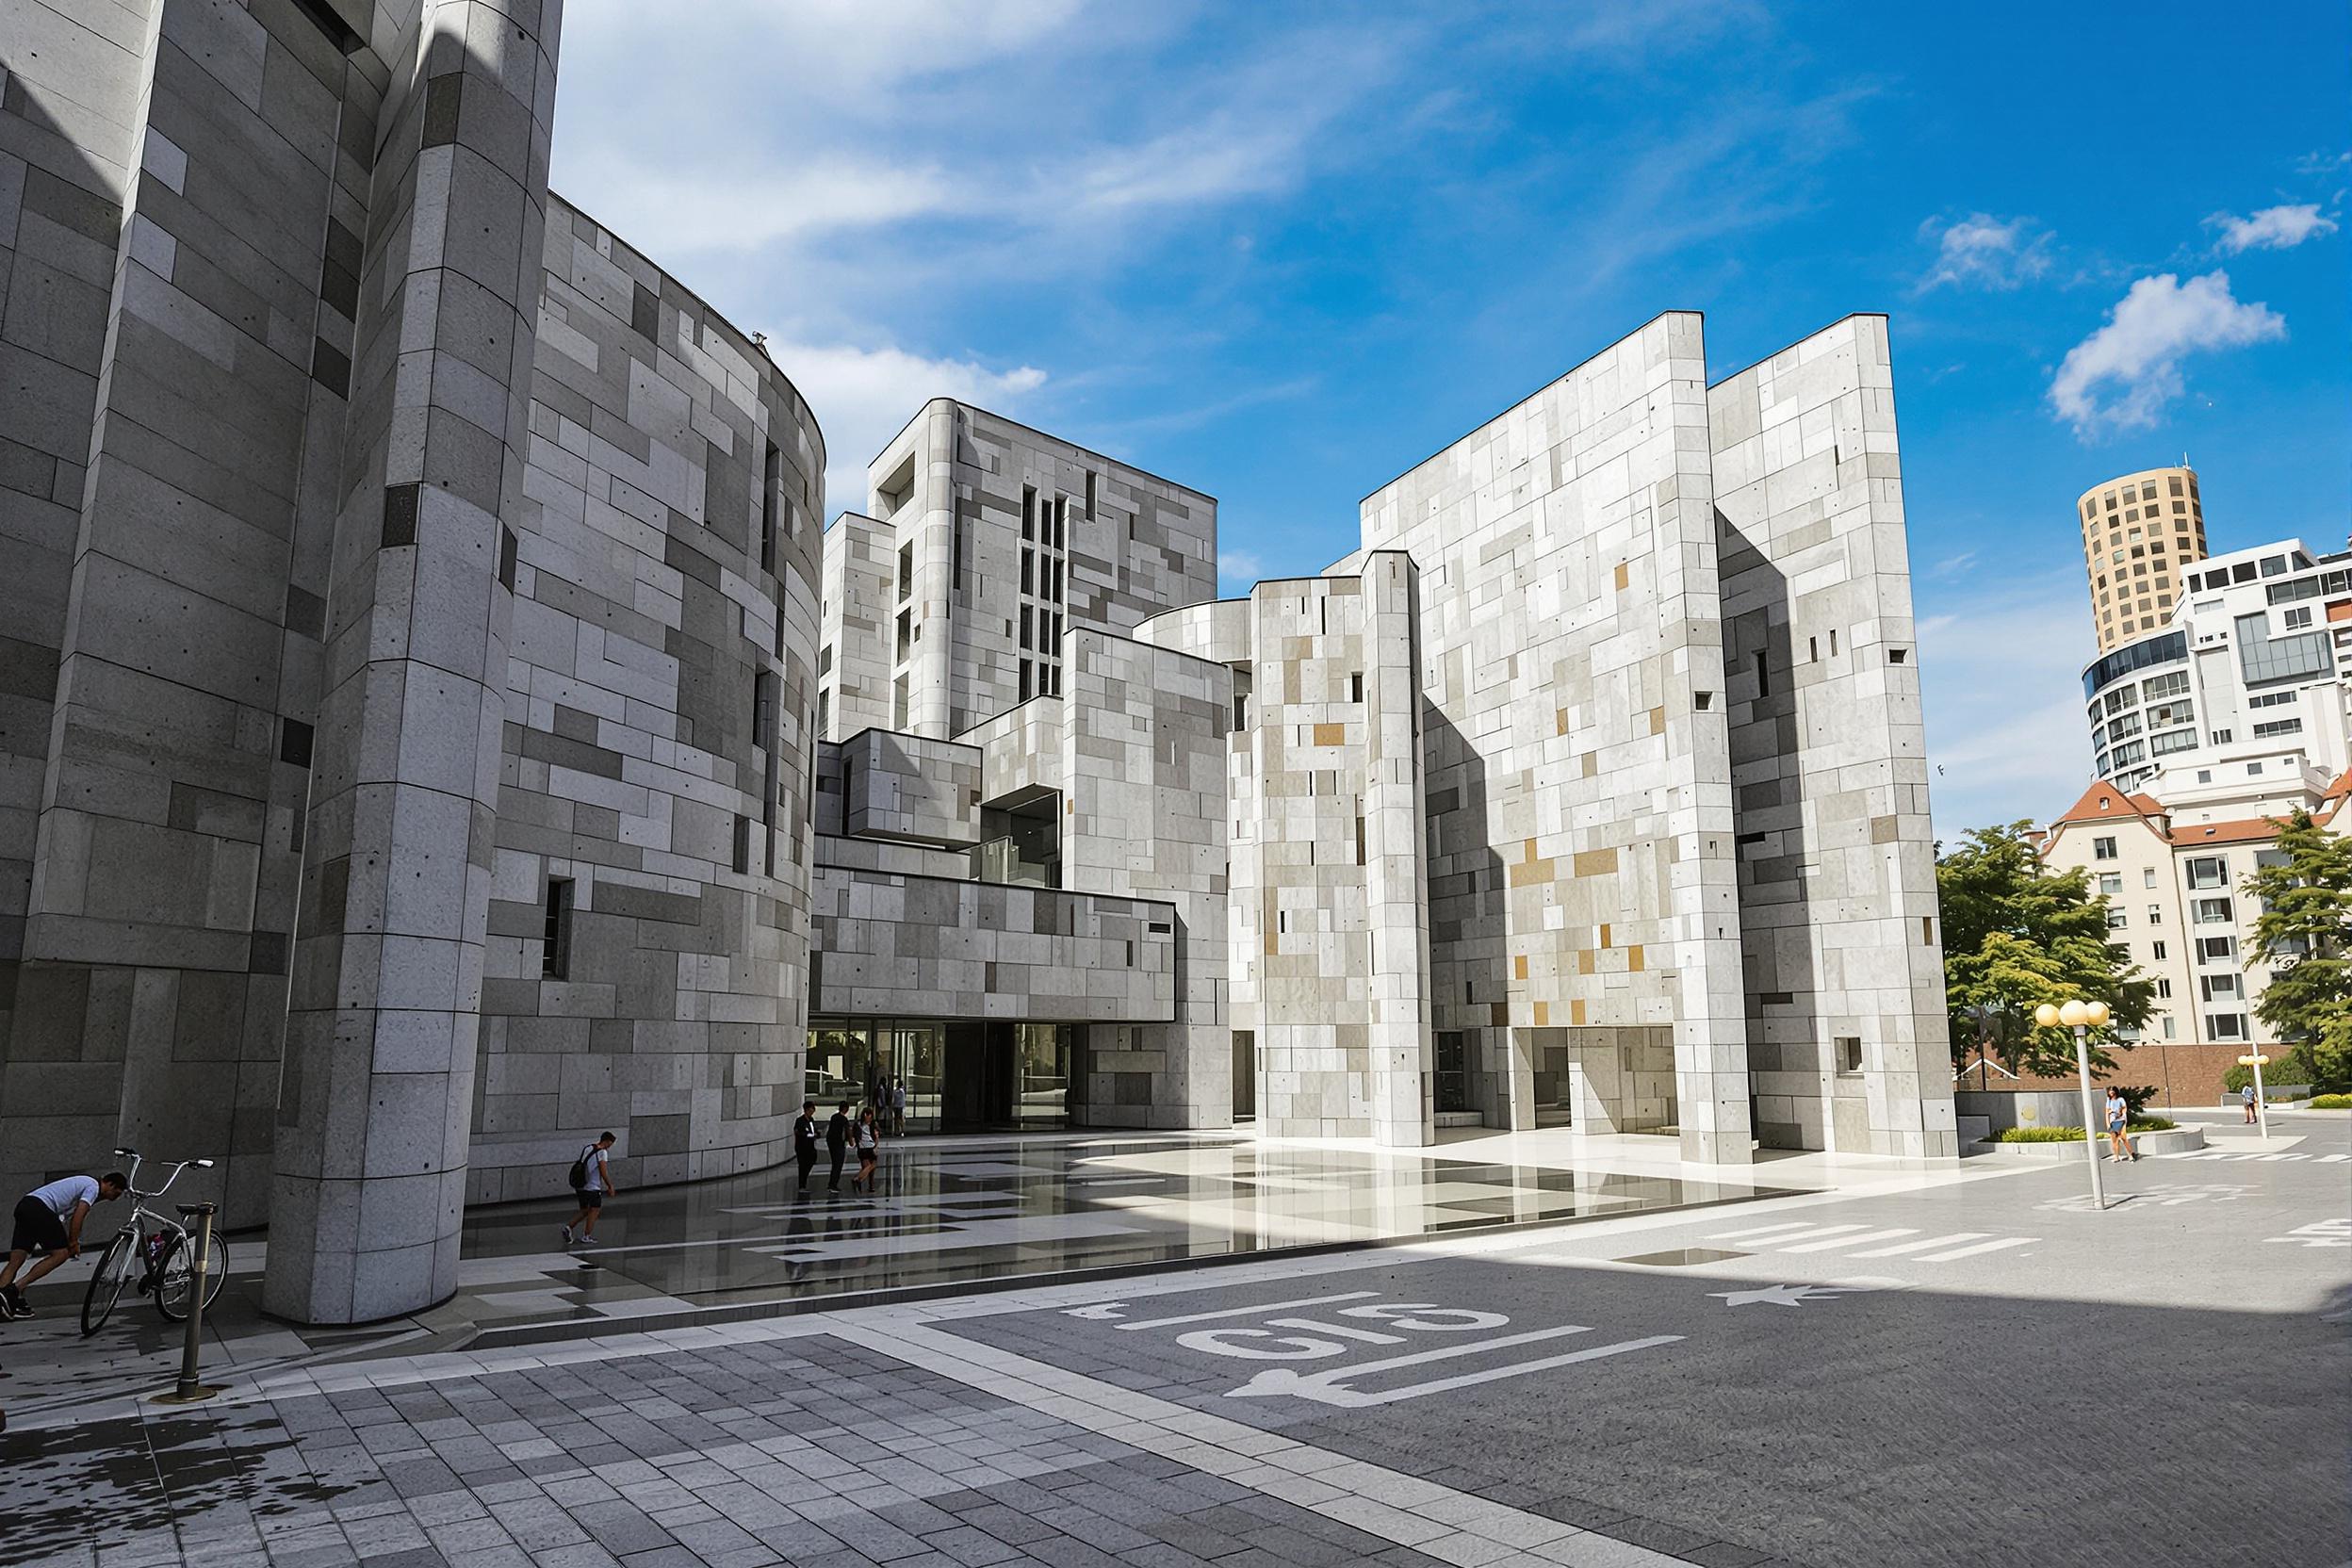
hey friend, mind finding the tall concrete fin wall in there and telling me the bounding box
[1708,315,1956,1158]
[1060,630,1232,1128]
[1362,312,1754,1165]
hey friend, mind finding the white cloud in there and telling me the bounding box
[2048,270,2285,436]
[768,340,1046,519]
[1217,550,1264,593]
[1917,212,2052,291]
[1917,587,2100,843]
[551,3,1385,273]
[2205,203,2338,254]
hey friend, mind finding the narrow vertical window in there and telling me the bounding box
[753,671,776,751]
[1022,485,1037,541]
[731,815,750,875]
[760,443,780,573]
[1085,470,1097,520]
[1019,605,1033,649]
[1020,661,1033,702]
[542,877,574,980]
[1350,671,1364,704]
[897,542,913,602]
[1754,649,1770,696]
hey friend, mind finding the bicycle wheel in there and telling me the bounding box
[79,1231,137,1337]
[155,1231,228,1321]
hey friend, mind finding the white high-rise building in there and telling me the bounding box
[2084,538,2352,793]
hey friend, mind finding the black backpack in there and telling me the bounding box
[566,1146,591,1188]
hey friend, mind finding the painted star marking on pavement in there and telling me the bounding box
[1710,1282,1845,1307]
[1709,1277,1908,1308]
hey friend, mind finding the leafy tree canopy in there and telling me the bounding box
[1938,821,2154,1080]
[2245,808,2352,1091]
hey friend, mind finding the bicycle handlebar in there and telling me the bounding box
[116,1151,218,1200]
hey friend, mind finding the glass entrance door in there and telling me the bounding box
[1434,1030,1471,1113]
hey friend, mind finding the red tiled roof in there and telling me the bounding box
[2173,817,2284,847]
[2048,780,2167,833]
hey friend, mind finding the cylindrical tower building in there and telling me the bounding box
[2080,466,2208,653]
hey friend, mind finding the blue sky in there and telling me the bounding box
[549,0,2348,839]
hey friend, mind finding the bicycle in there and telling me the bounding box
[77,1147,227,1337]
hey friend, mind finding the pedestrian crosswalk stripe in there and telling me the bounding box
[1912,1235,2036,1263]
[1702,1220,1835,1242]
[1781,1227,1918,1253]
[1697,1224,2033,1265]
[1847,1232,1991,1258]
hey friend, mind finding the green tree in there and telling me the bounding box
[1937,821,2154,1080]
[2245,808,2352,1090]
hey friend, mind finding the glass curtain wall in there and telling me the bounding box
[1012,1023,1071,1128]
[805,1020,944,1134]
[808,1018,1065,1134]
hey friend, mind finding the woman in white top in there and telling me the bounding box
[853,1107,881,1193]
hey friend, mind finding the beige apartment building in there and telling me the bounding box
[2041,763,2349,1097]
[2079,466,2209,654]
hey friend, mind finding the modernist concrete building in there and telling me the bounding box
[0,0,1954,1325]
[2079,464,2208,654]
[2,0,823,1322]
[813,314,1957,1168]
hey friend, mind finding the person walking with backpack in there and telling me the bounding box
[563,1133,617,1247]
[792,1100,821,1195]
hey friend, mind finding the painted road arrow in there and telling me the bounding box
[1225,1324,1681,1408]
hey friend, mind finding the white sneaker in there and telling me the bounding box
[561,1224,573,1245]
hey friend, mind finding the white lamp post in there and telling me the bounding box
[2035,998,2113,1211]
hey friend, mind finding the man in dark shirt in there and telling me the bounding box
[826,1102,853,1193]
[792,1101,821,1194]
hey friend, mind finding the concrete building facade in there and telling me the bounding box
[0,0,825,1323]
[0,0,1956,1326]
[809,315,1956,1168]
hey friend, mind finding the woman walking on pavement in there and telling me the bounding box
[2104,1087,2136,1162]
[852,1104,881,1192]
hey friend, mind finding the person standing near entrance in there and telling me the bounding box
[792,1100,821,1194]
[891,1076,908,1136]
[563,1133,616,1247]
[852,1106,880,1192]
[825,1101,852,1192]
[2242,1081,2259,1124]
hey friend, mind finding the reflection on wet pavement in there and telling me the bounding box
[0,1404,358,1566]
[449,1135,1774,1337]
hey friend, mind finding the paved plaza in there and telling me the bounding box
[3,1111,2344,1567]
[0,1130,1771,1425]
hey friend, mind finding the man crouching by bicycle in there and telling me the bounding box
[0,1170,126,1318]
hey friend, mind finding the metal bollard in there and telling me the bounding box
[171,1202,220,1402]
